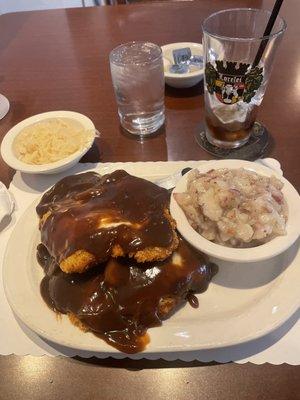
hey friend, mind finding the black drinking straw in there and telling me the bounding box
[253,0,284,67]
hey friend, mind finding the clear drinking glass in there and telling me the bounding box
[202,8,286,148]
[110,41,165,135]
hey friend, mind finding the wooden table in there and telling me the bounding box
[0,1,299,398]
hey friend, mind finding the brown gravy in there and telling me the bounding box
[38,238,217,353]
[36,170,175,264]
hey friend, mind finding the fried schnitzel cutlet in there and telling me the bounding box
[36,170,178,273]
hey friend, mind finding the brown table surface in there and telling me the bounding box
[0,0,300,398]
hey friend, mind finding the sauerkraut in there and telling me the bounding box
[13,118,94,165]
[174,168,288,248]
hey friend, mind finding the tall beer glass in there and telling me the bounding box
[202,9,286,148]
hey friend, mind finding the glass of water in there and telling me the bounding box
[110,41,165,135]
[202,8,286,148]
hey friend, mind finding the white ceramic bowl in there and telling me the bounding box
[161,42,204,88]
[170,159,300,263]
[0,111,96,175]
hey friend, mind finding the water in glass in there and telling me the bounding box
[110,42,165,135]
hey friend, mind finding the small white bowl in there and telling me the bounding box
[170,159,300,263]
[0,111,96,175]
[161,42,204,88]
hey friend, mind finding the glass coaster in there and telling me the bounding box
[195,122,269,160]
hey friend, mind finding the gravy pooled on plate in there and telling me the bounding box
[38,238,217,353]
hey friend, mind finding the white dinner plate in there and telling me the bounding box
[3,162,300,353]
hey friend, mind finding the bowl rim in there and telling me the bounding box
[161,42,204,79]
[0,111,95,174]
[170,159,300,263]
